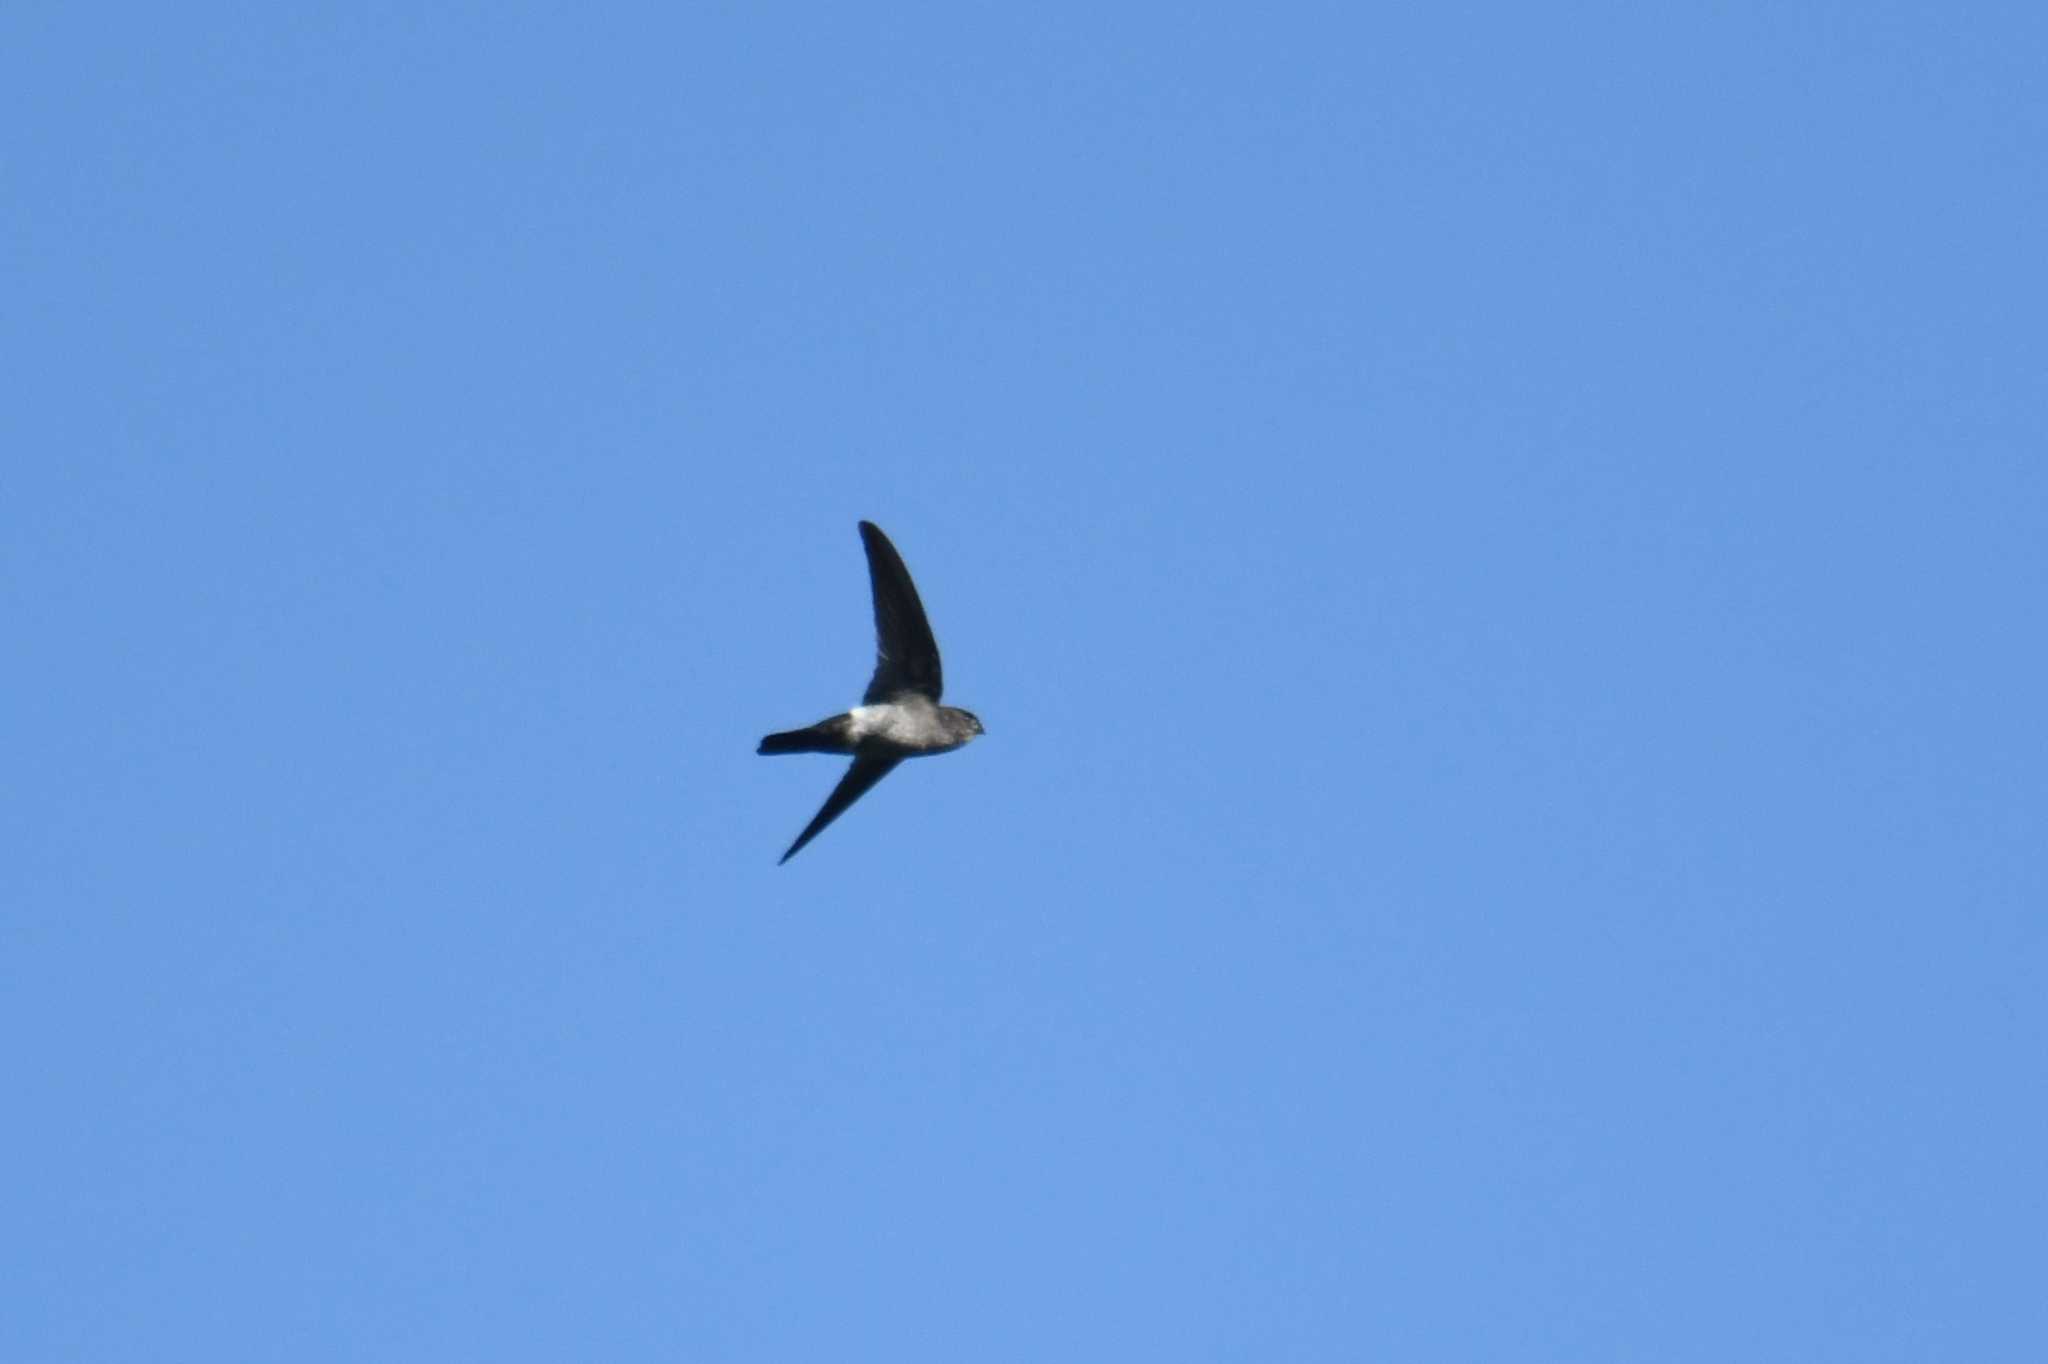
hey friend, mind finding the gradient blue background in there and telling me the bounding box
[6,4,2044,1359]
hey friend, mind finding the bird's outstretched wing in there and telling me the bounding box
[860,521,943,702]
[779,756,902,864]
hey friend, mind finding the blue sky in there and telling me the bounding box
[5,3,2044,1359]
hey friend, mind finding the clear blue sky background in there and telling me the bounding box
[5,4,2043,1360]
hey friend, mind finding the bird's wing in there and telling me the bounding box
[859,521,943,703]
[778,756,902,864]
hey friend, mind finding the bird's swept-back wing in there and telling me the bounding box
[778,756,901,864]
[859,521,943,702]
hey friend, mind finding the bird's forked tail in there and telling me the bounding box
[757,718,853,756]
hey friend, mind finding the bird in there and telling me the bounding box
[758,520,985,864]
